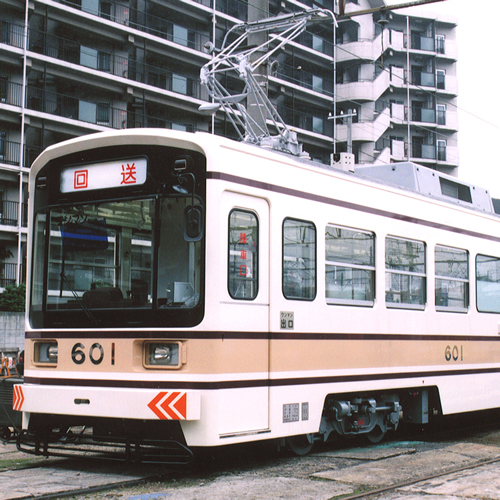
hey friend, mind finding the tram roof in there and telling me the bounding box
[354,163,496,215]
[29,129,499,216]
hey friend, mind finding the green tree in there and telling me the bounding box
[0,283,26,312]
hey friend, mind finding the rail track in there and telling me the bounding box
[1,409,500,500]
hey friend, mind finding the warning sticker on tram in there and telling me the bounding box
[148,391,187,420]
[12,385,24,411]
[60,157,147,193]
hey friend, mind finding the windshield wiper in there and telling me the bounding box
[59,272,100,326]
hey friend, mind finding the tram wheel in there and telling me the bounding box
[366,425,385,444]
[286,434,314,456]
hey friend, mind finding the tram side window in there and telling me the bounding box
[435,246,469,312]
[385,237,426,309]
[283,218,316,300]
[325,225,375,306]
[476,254,500,313]
[228,209,259,300]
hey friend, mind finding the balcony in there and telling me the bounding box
[0,81,22,108]
[278,105,333,138]
[337,30,390,63]
[411,70,435,88]
[411,33,434,52]
[297,31,334,58]
[0,139,20,166]
[193,0,336,21]
[374,139,457,166]
[406,33,458,60]
[27,29,202,99]
[0,200,27,227]
[412,143,436,160]
[2,77,200,132]
[336,70,390,104]
[51,0,211,53]
[205,0,248,21]
[375,137,406,161]
[412,107,436,124]
[336,107,391,144]
[25,84,199,131]
[0,136,42,169]
[0,262,24,287]
[275,63,333,98]
[0,19,24,49]
[412,142,453,162]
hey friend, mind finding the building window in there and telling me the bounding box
[436,69,445,90]
[436,34,445,54]
[476,255,500,313]
[312,34,324,52]
[437,104,446,125]
[312,116,323,135]
[386,237,426,309]
[0,76,7,102]
[325,225,375,306]
[99,1,111,20]
[435,246,468,311]
[228,209,258,300]
[172,74,187,95]
[0,20,8,44]
[312,75,323,93]
[96,103,109,124]
[82,0,99,15]
[283,218,316,300]
[172,123,187,132]
[79,101,97,123]
[173,25,188,46]
[437,140,447,162]
[98,51,111,72]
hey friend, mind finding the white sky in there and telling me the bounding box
[386,0,500,197]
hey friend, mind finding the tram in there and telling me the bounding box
[14,128,500,461]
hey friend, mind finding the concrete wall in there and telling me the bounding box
[0,313,25,354]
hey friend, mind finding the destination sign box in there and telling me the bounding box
[60,157,147,193]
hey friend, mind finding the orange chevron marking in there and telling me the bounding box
[148,391,187,420]
[12,385,24,412]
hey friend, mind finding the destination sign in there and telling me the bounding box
[60,157,147,193]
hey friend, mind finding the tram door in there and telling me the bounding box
[219,192,270,435]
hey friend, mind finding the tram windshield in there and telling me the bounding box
[31,195,202,321]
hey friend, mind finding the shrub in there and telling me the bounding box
[0,283,26,312]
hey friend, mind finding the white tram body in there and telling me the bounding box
[15,129,500,460]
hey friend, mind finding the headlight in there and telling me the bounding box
[145,342,180,367]
[35,341,58,364]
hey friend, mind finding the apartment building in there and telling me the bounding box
[336,1,458,171]
[0,0,458,288]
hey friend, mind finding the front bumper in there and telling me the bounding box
[14,383,201,420]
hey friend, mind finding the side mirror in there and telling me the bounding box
[184,205,204,241]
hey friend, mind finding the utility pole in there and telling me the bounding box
[328,110,357,154]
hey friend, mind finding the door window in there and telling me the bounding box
[228,209,259,300]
